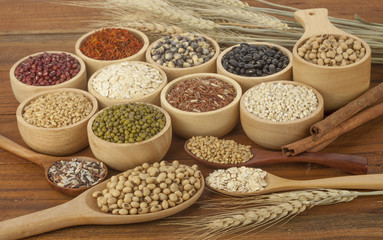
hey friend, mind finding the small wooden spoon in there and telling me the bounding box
[209,171,383,197]
[0,172,204,240]
[184,139,368,174]
[0,134,108,196]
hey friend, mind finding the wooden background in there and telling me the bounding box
[0,0,382,239]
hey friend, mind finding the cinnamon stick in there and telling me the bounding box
[282,102,383,156]
[310,82,383,140]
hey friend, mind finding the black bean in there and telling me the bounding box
[269,64,276,73]
[229,59,239,67]
[242,55,253,62]
[221,43,289,77]
[253,53,260,60]
[244,63,255,69]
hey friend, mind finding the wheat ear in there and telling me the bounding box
[163,189,383,240]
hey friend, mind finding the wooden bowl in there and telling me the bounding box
[75,28,149,77]
[240,80,324,150]
[145,33,220,81]
[16,88,98,156]
[88,61,168,109]
[217,42,293,92]
[160,73,242,139]
[10,51,87,103]
[292,9,371,112]
[87,103,172,171]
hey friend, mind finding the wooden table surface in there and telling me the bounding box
[0,0,382,239]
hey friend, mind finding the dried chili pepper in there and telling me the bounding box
[80,28,144,60]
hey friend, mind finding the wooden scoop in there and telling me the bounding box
[184,139,368,174]
[209,171,383,197]
[292,8,371,111]
[0,134,108,196]
[0,172,204,240]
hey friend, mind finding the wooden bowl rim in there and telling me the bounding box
[292,33,371,69]
[75,27,150,63]
[240,80,324,125]
[145,33,220,72]
[87,61,168,104]
[16,88,99,131]
[9,51,87,90]
[216,42,293,81]
[87,102,172,147]
[160,73,242,116]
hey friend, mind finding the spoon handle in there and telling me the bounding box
[295,173,383,190]
[0,199,87,240]
[0,134,48,167]
[289,152,368,174]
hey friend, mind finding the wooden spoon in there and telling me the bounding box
[184,139,368,174]
[0,134,108,196]
[209,171,383,197]
[0,172,204,240]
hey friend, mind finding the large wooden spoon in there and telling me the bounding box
[184,139,368,174]
[0,170,204,240]
[0,134,108,196]
[209,171,383,197]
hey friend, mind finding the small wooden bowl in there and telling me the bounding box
[292,9,371,112]
[10,51,87,103]
[87,103,172,171]
[217,42,293,92]
[160,73,242,139]
[145,33,220,81]
[75,27,149,77]
[88,61,168,109]
[240,80,324,150]
[16,88,99,156]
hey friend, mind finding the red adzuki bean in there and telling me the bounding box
[14,52,81,86]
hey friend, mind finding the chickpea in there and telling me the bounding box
[144,196,152,203]
[150,205,162,213]
[161,200,169,210]
[159,193,168,201]
[122,203,131,210]
[130,201,140,208]
[169,193,178,202]
[163,188,171,195]
[129,208,138,215]
[140,202,148,209]
[138,208,148,214]
[149,201,159,207]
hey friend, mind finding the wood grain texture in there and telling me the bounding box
[0,0,382,239]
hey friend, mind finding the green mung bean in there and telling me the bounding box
[92,103,166,143]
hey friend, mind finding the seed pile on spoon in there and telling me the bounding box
[206,166,267,193]
[92,160,203,215]
[186,136,253,164]
[48,158,106,189]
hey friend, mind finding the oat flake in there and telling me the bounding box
[206,166,267,193]
[92,62,163,99]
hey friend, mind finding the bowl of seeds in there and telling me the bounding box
[240,80,324,150]
[160,73,242,138]
[16,88,98,156]
[145,32,220,81]
[88,61,167,109]
[10,51,87,103]
[217,42,293,92]
[292,9,371,111]
[75,27,149,77]
[87,102,172,171]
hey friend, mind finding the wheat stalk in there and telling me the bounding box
[163,189,383,240]
[56,0,383,63]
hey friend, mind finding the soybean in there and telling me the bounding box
[93,160,202,215]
